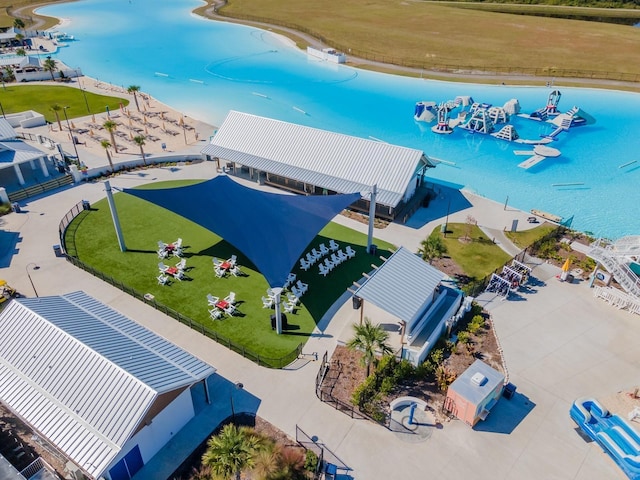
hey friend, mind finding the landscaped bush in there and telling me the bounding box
[0,202,11,216]
[304,450,318,473]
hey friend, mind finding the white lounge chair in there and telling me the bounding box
[173,269,184,281]
[157,249,168,259]
[158,240,167,250]
[337,249,348,262]
[172,247,183,258]
[230,265,242,277]
[330,253,341,266]
[158,262,168,273]
[329,239,340,251]
[174,238,183,249]
[224,291,236,304]
[228,254,237,266]
[319,264,329,277]
[284,272,296,288]
[300,258,311,271]
[176,258,187,271]
[224,304,236,316]
[262,296,274,308]
[157,274,169,285]
[305,252,316,266]
[319,243,329,255]
[311,248,322,261]
[207,294,219,306]
[291,286,302,298]
[323,258,334,271]
[283,301,296,314]
[209,307,222,320]
[346,245,356,258]
[213,257,222,266]
[215,266,225,278]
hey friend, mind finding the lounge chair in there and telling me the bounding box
[286,292,300,305]
[207,294,219,306]
[262,296,274,308]
[295,280,308,294]
[229,254,237,266]
[346,245,356,258]
[300,258,311,271]
[224,291,236,304]
[224,304,236,316]
[209,307,223,320]
[319,243,329,255]
[329,239,340,251]
[319,264,330,277]
[330,253,341,266]
[158,262,168,273]
[230,265,242,277]
[215,266,225,278]
[157,274,169,285]
[337,249,348,262]
[283,301,296,314]
[176,258,187,271]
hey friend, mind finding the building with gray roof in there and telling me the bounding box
[0,291,216,480]
[201,111,436,221]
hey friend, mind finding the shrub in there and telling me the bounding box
[429,348,444,365]
[468,314,485,334]
[435,366,456,392]
[304,450,318,472]
[380,376,395,395]
[0,202,11,216]
[457,331,470,344]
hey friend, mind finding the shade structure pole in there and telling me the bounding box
[105,180,126,252]
[367,184,377,254]
[273,287,284,334]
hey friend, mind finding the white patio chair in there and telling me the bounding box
[173,270,184,281]
[296,280,308,294]
[291,286,302,298]
[284,272,296,288]
[174,238,183,248]
[262,296,274,308]
[173,247,183,258]
[224,291,236,304]
[286,292,300,305]
[157,274,169,285]
[230,265,242,277]
[228,254,237,266]
[176,258,187,271]
[224,304,236,316]
[337,249,348,262]
[330,253,341,266]
[319,243,329,255]
[158,240,167,250]
[329,239,340,251]
[209,307,223,320]
[346,245,356,258]
[300,258,311,271]
[207,294,219,306]
[213,257,222,267]
[305,252,317,266]
[323,258,334,271]
[158,262,168,273]
[157,249,168,259]
[319,264,329,277]
[311,248,322,261]
[283,301,296,314]
[215,266,225,278]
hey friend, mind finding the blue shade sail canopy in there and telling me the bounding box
[123,176,361,287]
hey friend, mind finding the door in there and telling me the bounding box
[108,445,144,480]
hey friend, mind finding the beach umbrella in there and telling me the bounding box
[129,131,134,140]
[162,121,166,131]
[128,118,133,127]
[160,111,164,120]
[179,116,184,126]
[71,121,76,129]
[561,258,571,272]
[91,114,96,123]
[144,125,148,134]
[90,129,94,136]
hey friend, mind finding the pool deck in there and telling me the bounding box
[0,161,636,480]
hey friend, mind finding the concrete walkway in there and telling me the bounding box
[0,163,636,480]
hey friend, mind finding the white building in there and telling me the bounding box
[0,291,216,480]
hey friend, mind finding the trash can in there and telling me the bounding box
[53,244,64,257]
[352,296,362,310]
[369,244,377,256]
[503,382,516,400]
[11,202,20,213]
[82,200,91,211]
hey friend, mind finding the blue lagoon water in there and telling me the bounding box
[41,0,640,239]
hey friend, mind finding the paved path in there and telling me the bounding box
[2,161,637,479]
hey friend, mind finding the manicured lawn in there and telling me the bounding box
[0,85,128,122]
[431,223,511,280]
[505,223,558,249]
[67,180,395,361]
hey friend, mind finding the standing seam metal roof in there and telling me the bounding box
[201,111,432,208]
[354,247,445,328]
[0,291,216,479]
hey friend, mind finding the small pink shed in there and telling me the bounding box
[445,359,505,427]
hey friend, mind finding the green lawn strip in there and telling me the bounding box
[0,85,128,122]
[505,223,557,249]
[433,223,511,280]
[69,179,395,360]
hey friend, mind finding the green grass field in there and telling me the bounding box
[431,223,512,280]
[505,223,557,249]
[67,180,396,362]
[0,85,128,122]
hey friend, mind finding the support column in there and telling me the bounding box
[203,377,211,404]
[13,164,25,185]
[367,184,377,254]
[38,157,50,178]
[273,287,284,334]
[588,262,601,288]
[105,180,126,252]
[0,187,9,204]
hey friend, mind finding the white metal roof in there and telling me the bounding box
[202,111,433,208]
[0,291,216,479]
[448,359,505,405]
[0,119,17,141]
[354,247,445,327]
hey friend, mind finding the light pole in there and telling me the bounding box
[76,69,90,113]
[0,101,5,118]
[26,263,39,297]
[229,382,244,424]
[181,115,187,145]
[63,106,80,162]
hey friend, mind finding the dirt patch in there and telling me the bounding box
[322,314,505,425]
[341,209,389,229]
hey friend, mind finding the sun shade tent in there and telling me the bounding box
[123,175,361,287]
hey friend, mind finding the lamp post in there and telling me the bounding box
[181,115,187,145]
[76,69,90,113]
[229,382,244,424]
[63,106,80,162]
[26,263,39,297]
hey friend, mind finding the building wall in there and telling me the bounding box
[104,388,195,478]
[446,389,475,426]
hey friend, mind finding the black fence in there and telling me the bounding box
[8,175,73,204]
[215,11,640,83]
[59,203,303,369]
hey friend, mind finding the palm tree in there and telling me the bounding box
[347,317,393,377]
[50,104,63,131]
[202,424,264,480]
[42,57,58,81]
[103,119,118,153]
[418,235,447,264]
[3,66,15,82]
[15,33,24,46]
[133,135,147,166]
[100,139,115,172]
[16,48,26,57]
[127,85,141,112]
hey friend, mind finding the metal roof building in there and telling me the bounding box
[201,111,435,219]
[354,247,464,366]
[0,291,216,480]
[0,118,51,187]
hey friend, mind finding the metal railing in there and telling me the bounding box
[58,203,304,369]
[19,457,59,480]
